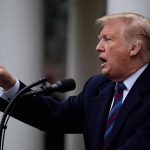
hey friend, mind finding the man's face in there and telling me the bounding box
[96,20,131,81]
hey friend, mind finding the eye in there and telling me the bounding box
[104,36,112,41]
[97,35,112,43]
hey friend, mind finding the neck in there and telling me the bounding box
[114,62,148,82]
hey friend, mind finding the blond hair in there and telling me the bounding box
[96,12,150,62]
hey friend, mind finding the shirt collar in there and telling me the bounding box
[123,64,148,91]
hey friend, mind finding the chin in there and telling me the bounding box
[102,71,114,80]
[102,70,109,77]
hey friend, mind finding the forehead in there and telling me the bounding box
[99,19,128,36]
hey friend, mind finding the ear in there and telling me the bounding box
[129,40,142,56]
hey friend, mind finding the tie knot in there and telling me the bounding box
[116,82,126,93]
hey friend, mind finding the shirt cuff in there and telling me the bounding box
[0,79,20,101]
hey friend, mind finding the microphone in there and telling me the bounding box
[22,78,76,97]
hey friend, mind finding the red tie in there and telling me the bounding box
[103,82,126,149]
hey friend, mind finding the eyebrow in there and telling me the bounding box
[98,34,109,40]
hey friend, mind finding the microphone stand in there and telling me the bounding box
[0,77,47,150]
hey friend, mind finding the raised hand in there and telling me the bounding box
[0,65,16,91]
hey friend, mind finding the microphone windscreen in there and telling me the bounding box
[58,79,76,92]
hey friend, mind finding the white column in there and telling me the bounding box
[0,0,44,150]
[66,0,103,94]
[65,0,105,150]
[107,0,150,17]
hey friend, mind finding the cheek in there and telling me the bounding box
[106,43,129,66]
[107,53,123,71]
[111,53,129,72]
[107,51,118,65]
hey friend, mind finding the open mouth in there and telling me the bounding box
[99,57,107,68]
[100,57,107,63]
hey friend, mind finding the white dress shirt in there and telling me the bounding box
[0,79,20,101]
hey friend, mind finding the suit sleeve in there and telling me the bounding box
[0,80,85,133]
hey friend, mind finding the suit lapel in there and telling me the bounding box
[88,81,115,148]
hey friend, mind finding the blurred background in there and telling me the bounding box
[0,0,150,149]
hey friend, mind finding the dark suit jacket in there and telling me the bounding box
[1,65,150,150]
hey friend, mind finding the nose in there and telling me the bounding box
[96,40,104,53]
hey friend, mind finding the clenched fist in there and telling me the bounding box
[0,65,16,91]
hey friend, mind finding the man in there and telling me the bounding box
[1,12,150,150]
